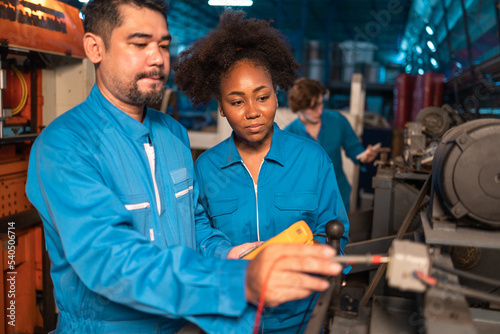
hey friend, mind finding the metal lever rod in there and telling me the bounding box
[359,175,431,306]
[304,220,344,334]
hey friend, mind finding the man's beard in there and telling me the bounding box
[127,70,168,105]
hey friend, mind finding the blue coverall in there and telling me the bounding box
[284,110,365,212]
[26,85,254,334]
[194,124,349,333]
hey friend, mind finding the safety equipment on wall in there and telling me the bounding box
[10,65,28,115]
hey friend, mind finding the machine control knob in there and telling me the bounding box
[325,220,344,254]
[326,220,344,240]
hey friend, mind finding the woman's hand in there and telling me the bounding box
[227,241,265,259]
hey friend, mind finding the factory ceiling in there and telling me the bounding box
[64,0,500,80]
[165,0,412,65]
[63,0,411,65]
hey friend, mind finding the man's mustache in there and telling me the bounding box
[136,71,168,82]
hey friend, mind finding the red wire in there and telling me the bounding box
[253,255,289,334]
[415,270,437,286]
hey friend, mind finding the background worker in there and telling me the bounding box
[285,78,380,212]
[26,1,343,333]
[174,10,349,333]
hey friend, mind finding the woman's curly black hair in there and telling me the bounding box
[173,9,299,106]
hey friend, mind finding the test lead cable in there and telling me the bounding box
[432,262,500,287]
[254,254,389,333]
[253,255,290,334]
[331,255,390,265]
[414,270,500,305]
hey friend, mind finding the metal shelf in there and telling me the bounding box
[329,81,394,95]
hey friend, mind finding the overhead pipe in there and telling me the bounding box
[459,0,480,117]
[323,1,335,88]
[440,0,460,108]
[30,60,38,134]
[299,0,308,77]
[274,0,283,30]
[495,0,500,41]
[0,60,8,139]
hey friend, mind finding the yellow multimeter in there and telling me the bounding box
[240,220,314,260]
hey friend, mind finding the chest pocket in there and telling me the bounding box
[207,197,238,230]
[274,192,318,211]
[121,193,152,239]
[170,168,195,229]
[171,168,193,197]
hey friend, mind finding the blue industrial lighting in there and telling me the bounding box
[405,64,412,74]
[208,0,253,5]
[417,58,423,65]
[79,0,89,3]
[418,68,424,75]
[396,52,406,63]
[425,25,434,35]
[427,40,436,52]
[401,40,408,51]
[477,108,500,115]
[430,57,439,68]
[415,45,423,54]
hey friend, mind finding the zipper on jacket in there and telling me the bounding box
[241,160,264,242]
[144,143,161,215]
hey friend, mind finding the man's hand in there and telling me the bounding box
[357,143,381,164]
[227,241,264,259]
[245,244,342,307]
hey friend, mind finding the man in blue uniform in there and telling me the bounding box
[26,1,342,333]
[286,78,380,212]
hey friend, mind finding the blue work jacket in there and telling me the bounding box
[284,110,365,211]
[26,85,254,334]
[194,124,349,333]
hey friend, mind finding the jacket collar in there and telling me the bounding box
[221,123,285,169]
[88,84,151,142]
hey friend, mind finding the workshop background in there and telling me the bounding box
[1,0,499,333]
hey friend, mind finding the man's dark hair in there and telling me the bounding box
[173,9,299,106]
[82,0,168,49]
[288,78,327,113]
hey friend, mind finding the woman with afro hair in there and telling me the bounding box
[174,10,349,333]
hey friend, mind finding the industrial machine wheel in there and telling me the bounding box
[432,118,500,228]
